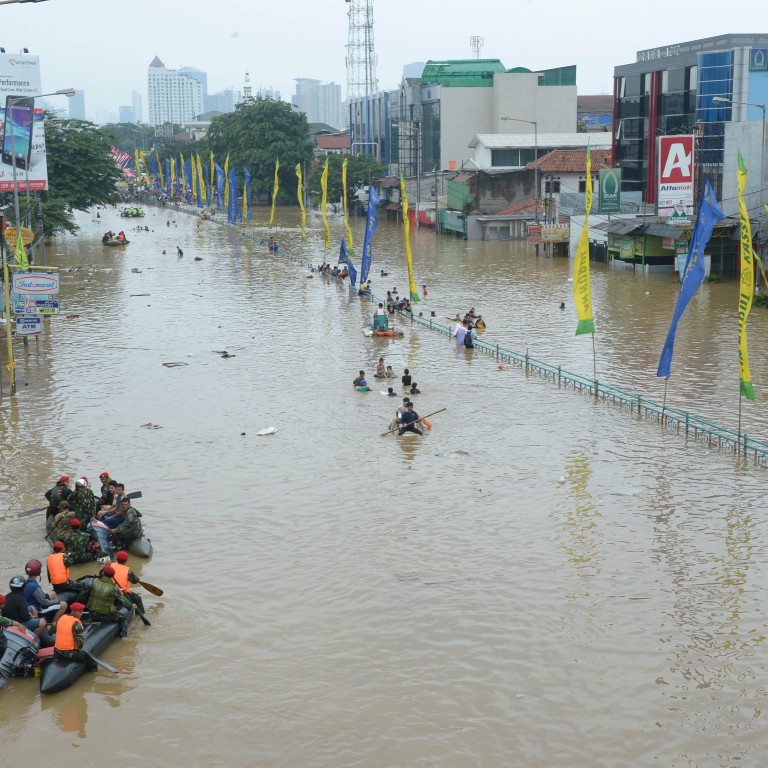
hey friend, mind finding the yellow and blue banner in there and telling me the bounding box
[657,180,724,378]
[296,163,306,241]
[320,157,330,248]
[400,173,420,303]
[269,159,279,227]
[223,153,230,209]
[572,146,594,335]
[737,152,756,400]
[359,184,380,285]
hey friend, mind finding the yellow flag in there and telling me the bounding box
[224,153,230,208]
[155,152,164,189]
[190,153,197,200]
[572,146,595,335]
[320,157,330,248]
[197,154,206,203]
[15,232,28,270]
[170,157,176,190]
[269,159,279,227]
[342,157,353,249]
[134,149,141,183]
[400,173,420,303]
[242,169,248,221]
[737,152,756,400]
[296,163,306,241]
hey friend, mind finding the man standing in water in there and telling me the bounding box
[453,320,467,346]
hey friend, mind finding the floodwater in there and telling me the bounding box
[1,203,767,768]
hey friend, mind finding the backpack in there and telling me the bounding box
[464,328,474,348]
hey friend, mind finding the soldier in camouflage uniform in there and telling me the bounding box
[52,501,76,542]
[45,475,72,518]
[64,519,99,564]
[69,478,98,525]
[111,498,143,549]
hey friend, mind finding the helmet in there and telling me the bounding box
[76,476,88,486]
[24,559,42,577]
[9,575,25,590]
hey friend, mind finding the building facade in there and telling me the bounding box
[292,79,345,130]
[612,34,768,217]
[68,89,85,120]
[147,56,205,127]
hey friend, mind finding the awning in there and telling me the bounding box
[384,203,400,211]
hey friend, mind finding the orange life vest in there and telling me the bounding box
[55,614,81,652]
[47,552,69,586]
[111,562,131,593]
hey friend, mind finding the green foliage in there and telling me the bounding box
[102,122,157,154]
[307,153,387,204]
[754,291,768,307]
[704,273,722,283]
[205,98,314,202]
[41,116,122,235]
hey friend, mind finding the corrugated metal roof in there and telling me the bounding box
[469,133,612,149]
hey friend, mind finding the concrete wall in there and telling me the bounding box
[722,121,764,218]
[491,73,577,133]
[439,87,494,170]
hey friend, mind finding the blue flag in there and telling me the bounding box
[343,239,357,287]
[214,163,225,210]
[164,158,171,196]
[227,168,240,222]
[338,238,347,265]
[657,180,725,378]
[359,185,380,285]
[244,167,252,220]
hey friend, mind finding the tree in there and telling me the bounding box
[205,98,314,202]
[40,116,122,235]
[307,153,386,205]
[102,122,157,154]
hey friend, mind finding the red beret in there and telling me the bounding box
[70,602,85,612]
[99,472,109,478]
[103,565,115,576]
[70,518,81,527]
[53,541,65,551]
[116,551,129,562]
[59,475,70,484]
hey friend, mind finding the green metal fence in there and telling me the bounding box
[168,203,768,466]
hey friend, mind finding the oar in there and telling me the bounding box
[380,408,446,436]
[134,607,152,626]
[85,650,118,674]
[137,580,163,596]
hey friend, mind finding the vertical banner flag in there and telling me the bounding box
[737,152,756,400]
[359,184,380,285]
[344,239,358,287]
[149,154,159,184]
[184,159,193,203]
[214,163,225,209]
[296,163,307,241]
[164,158,171,196]
[134,150,141,183]
[657,180,725,378]
[338,237,348,264]
[342,157,354,251]
[170,158,176,196]
[400,173,420,303]
[224,153,230,208]
[15,233,28,270]
[190,153,197,203]
[209,152,215,203]
[573,146,595,335]
[179,153,186,194]
[243,167,251,220]
[227,168,240,223]
[269,159,280,227]
[320,158,330,248]
[156,153,164,190]
[197,155,206,204]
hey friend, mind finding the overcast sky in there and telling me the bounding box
[4,0,756,122]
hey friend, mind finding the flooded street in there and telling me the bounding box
[1,204,767,767]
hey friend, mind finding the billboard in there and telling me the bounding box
[0,54,47,193]
[599,168,621,213]
[657,135,694,222]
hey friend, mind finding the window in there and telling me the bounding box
[578,180,587,193]
[545,179,561,193]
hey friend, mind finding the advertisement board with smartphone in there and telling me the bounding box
[0,54,48,193]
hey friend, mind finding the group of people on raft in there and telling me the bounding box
[1,472,148,673]
[101,230,127,244]
[316,262,349,279]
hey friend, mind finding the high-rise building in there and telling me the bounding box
[292,79,344,129]
[132,90,143,123]
[147,56,204,127]
[205,89,237,114]
[69,89,85,120]
[119,106,134,123]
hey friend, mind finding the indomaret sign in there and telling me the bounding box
[657,135,695,221]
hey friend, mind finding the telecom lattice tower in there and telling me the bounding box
[470,36,484,60]
[345,0,378,103]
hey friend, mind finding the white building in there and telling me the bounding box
[292,79,345,130]
[147,56,204,127]
[469,132,612,170]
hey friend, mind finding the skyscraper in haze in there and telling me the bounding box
[292,79,344,129]
[69,90,85,120]
[132,90,143,123]
[147,56,204,126]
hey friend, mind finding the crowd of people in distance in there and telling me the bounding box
[316,262,349,279]
[101,230,127,244]
[452,308,486,349]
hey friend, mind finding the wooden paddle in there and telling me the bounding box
[137,580,163,596]
[381,408,446,437]
[85,650,118,674]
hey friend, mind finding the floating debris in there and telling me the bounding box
[256,427,278,436]
[140,422,163,429]
[162,362,188,368]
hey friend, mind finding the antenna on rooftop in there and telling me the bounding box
[470,36,484,59]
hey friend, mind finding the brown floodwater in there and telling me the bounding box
[1,203,767,767]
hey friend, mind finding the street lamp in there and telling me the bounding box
[0,0,51,4]
[501,116,539,221]
[7,88,75,267]
[713,95,766,204]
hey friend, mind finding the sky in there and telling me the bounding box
[3,0,759,122]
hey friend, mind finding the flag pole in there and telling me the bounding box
[591,333,597,382]
[737,393,743,453]
[661,377,669,425]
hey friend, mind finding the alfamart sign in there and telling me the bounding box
[657,135,695,222]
